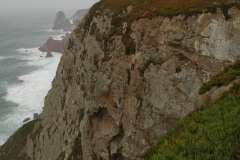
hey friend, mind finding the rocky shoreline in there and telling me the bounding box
[39,9,88,56]
[39,33,71,54]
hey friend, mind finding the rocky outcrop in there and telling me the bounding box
[46,51,53,57]
[2,3,240,160]
[23,118,30,123]
[39,33,70,54]
[52,11,72,31]
[52,9,89,31]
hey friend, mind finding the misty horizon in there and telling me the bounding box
[0,0,99,16]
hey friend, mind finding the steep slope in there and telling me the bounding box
[142,66,240,159]
[1,0,240,159]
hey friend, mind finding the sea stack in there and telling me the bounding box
[52,11,72,31]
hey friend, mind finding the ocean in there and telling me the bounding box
[0,11,71,145]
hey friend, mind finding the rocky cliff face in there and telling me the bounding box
[2,2,240,160]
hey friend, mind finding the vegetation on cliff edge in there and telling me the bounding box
[81,0,240,57]
[142,83,240,159]
[199,60,240,94]
[0,119,40,160]
[83,0,240,32]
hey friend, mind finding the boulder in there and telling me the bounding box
[33,113,39,119]
[46,51,53,57]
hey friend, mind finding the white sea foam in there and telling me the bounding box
[51,31,71,40]
[0,48,61,145]
[0,56,7,60]
[44,29,71,40]
[43,29,64,32]
[51,34,65,40]
[43,29,71,40]
[18,47,47,61]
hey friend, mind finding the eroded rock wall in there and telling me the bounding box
[25,7,240,160]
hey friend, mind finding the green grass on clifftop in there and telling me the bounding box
[142,83,240,159]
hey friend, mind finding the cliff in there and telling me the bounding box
[70,9,89,24]
[1,0,240,159]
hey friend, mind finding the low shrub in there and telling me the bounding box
[199,61,240,94]
[142,83,240,159]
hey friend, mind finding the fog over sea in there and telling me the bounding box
[0,10,72,145]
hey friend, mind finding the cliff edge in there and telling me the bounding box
[1,0,240,159]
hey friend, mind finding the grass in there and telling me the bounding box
[81,2,102,32]
[199,60,240,94]
[79,109,84,122]
[83,0,240,33]
[127,69,131,85]
[119,124,124,136]
[61,96,66,110]
[0,119,40,160]
[141,83,240,159]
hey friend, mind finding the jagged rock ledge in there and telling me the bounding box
[39,33,71,54]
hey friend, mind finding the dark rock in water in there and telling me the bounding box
[23,118,30,123]
[39,33,70,54]
[33,113,39,120]
[46,51,53,58]
[52,11,72,31]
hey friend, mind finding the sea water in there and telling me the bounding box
[0,11,70,145]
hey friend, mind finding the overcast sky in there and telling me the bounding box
[0,0,99,14]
